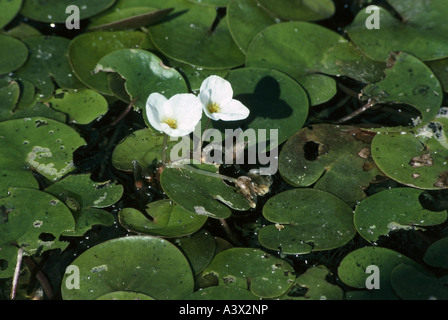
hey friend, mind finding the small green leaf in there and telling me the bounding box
[0,35,28,75]
[354,188,447,242]
[201,247,295,298]
[423,237,448,269]
[259,188,355,255]
[0,0,22,29]
[48,89,109,124]
[118,200,207,238]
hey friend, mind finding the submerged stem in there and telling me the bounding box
[336,98,377,124]
[161,133,169,165]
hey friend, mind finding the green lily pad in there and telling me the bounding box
[282,266,343,300]
[370,122,448,190]
[61,235,194,300]
[160,164,252,219]
[338,246,422,299]
[96,291,155,300]
[94,48,188,110]
[112,128,180,171]
[44,174,123,235]
[174,229,216,275]
[258,189,355,255]
[0,35,28,75]
[0,117,86,197]
[148,0,245,69]
[89,7,173,31]
[0,0,22,28]
[423,237,448,269]
[246,21,385,105]
[0,187,75,278]
[185,286,258,300]
[205,67,309,150]
[346,0,448,62]
[20,0,116,23]
[279,124,381,205]
[256,0,335,21]
[354,188,447,242]
[118,200,207,238]
[47,89,109,124]
[391,264,448,300]
[15,36,85,100]
[68,31,150,95]
[227,0,275,54]
[201,247,295,298]
[361,52,443,130]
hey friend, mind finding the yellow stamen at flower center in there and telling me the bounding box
[208,102,221,114]
[163,118,177,129]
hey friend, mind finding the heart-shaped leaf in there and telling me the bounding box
[0,35,28,75]
[61,235,195,300]
[201,247,295,298]
[354,188,447,242]
[279,124,381,205]
[258,188,356,255]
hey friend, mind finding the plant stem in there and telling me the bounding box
[161,133,169,165]
[336,98,377,124]
[10,247,23,300]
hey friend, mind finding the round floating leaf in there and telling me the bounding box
[94,48,188,109]
[186,286,258,300]
[279,124,381,205]
[354,188,447,242]
[89,7,173,31]
[96,291,154,300]
[148,0,245,69]
[371,130,448,190]
[391,264,448,300]
[174,229,216,275]
[118,200,207,238]
[206,68,309,149]
[20,0,116,23]
[160,164,252,219]
[112,128,180,171]
[0,117,86,196]
[227,0,275,54]
[201,247,295,298]
[282,266,343,300]
[15,36,84,99]
[0,35,28,75]
[47,89,109,124]
[338,246,422,299]
[61,235,194,300]
[256,0,335,21]
[258,189,355,255]
[246,21,385,105]
[346,0,448,62]
[361,52,443,130]
[0,188,75,278]
[423,237,448,269]
[68,31,150,95]
[0,0,22,28]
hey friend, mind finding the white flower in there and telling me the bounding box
[146,93,203,137]
[199,75,250,121]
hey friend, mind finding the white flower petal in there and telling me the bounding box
[214,99,250,121]
[199,75,233,107]
[163,93,203,137]
[146,92,168,132]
